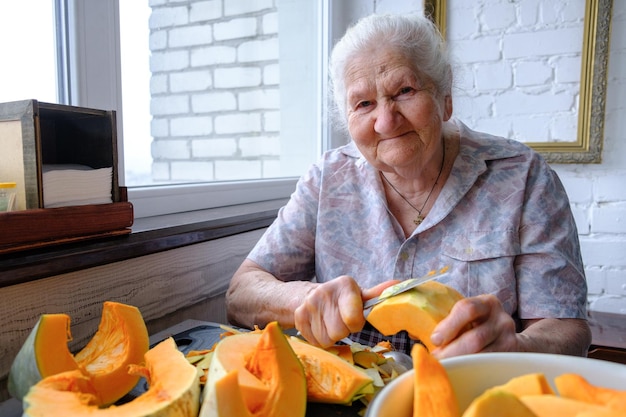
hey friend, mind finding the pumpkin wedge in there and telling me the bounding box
[9,301,149,405]
[367,281,464,352]
[200,321,306,417]
[412,343,459,417]
[21,337,200,417]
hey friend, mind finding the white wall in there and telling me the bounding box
[358,0,626,315]
[558,2,626,315]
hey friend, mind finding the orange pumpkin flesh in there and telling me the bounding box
[288,336,374,404]
[520,394,608,417]
[201,321,306,417]
[488,373,554,397]
[367,281,464,352]
[9,301,149,406]
[461,390,538,417]
[555,373,626,411]
[412,343,459,417]
[73,301,150,405]
[22,337,200,417]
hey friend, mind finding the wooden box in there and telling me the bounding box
[0,99,120,210]
[0,100,132,253]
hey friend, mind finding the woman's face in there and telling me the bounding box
[345,48,452,175]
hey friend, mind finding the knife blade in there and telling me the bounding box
[362,266,450,310]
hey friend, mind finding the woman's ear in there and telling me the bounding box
[443,95,453,121]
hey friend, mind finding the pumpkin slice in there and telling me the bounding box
[487,373,554,397]
[200,321,306,417]
[367,281,464,352]
[21,337,200,417]
[289,336,375,404]
[555,373,626,411]
[412,343,460,417]
[9,301,149,405]
[461,389,538,417]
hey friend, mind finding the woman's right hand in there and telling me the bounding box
[294,277,399,348]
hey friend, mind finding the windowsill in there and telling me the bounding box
[0,199,285,288]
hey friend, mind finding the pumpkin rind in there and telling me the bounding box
[367,281,464,352]
[8,301,149,405]
[200,321,307,417]
[21,337,201,417]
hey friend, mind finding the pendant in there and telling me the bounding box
[414,215,424,225]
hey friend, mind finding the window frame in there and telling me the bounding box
[66,0,361,219]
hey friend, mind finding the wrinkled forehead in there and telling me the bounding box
[344,49,420,94]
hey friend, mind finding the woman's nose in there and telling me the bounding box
[373,101,401,134]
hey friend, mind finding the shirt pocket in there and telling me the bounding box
[440,230,521,314]
[442,230,520,261]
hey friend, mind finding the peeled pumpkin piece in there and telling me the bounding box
[487,373,554,397]
[555,373,626,412]
[9,301,149,405]
[200,321,306,417]
[462,389,538,417]
[367,280,464,352]
[21,337,200,417]
[520,394,608,417]
[412,343,460,417]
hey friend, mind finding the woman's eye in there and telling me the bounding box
[398,86,414,95]
[356,100,373,109]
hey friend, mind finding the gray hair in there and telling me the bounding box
[329,13,453,132]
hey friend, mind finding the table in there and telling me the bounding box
[587,311,626,364]
[3,313,625,416]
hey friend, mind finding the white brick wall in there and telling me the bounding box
[150,1,280,182]
[566,0,626,313]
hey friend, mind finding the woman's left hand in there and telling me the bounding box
[429,294,519,359]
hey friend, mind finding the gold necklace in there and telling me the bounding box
[381,141,446,226]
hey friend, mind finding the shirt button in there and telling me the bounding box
[400,252,409,261]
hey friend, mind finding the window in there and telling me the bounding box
[0,0,347,219]
[118,0,329,217]
[0,1,57,103]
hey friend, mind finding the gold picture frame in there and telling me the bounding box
[425,0,613,163]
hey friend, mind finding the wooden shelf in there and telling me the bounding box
[0,202,133,254]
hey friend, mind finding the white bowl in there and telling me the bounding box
[365,352,626,417]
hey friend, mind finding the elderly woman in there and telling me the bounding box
[226,13,591,358]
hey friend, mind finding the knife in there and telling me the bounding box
[362,266,450,310]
